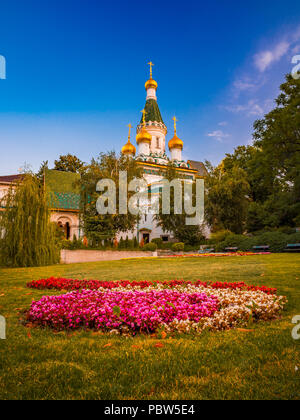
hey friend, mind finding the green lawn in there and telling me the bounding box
[0,254,299,400]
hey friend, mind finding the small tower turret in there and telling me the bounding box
[136,62,167,157]
[122,124,136,157]
[136,109,152,155]
[169,116,183,161]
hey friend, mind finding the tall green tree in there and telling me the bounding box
[0,174,60,267]
[223,145,276,203]
[80,152,143,246]
[205,162,250,234]
[54,154,85,173]
[155,164,205,245]
[36,160,49,182]
[253,74,300,226]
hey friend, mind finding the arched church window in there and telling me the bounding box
[156,137,160,148]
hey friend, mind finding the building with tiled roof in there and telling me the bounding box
[0,170,81,240]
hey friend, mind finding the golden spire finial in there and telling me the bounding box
[148,61,154,79]
[173,116,178,134]
[127,124,132,142]
[141,109,147,126]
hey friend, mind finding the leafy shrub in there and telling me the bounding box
[61,239,72,250]
[209,230,233,245]
[256,232,288,252]
[143,242,157,252]
[184,244,199,252]
[151,238,163,248]
[172,242,185,252]
[215,234,246,252]
[288,232,300,244]
[277,226,297,235]
[213,231,291,252]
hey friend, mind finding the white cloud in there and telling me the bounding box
[233,78,257,91]
[218,121,228,126]
[225,100,266,117]
[254,41,290,72]
[292,45,300,54]
[207,130,230,142]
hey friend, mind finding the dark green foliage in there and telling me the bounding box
[125,236,129,249]
[54,154,85,174]
[143,242,157,252]
[151,238,163,248]
[155,164,205,245]
[36,161,49,182]
[172,242,185,252]
[211,231,297,253]
[221,74,300,233]
[205,163,250,234]
[0,174,60,267]
[288,232,300,243]
[80,152,143,246]
[208,230,233,245]
[61,236,85,250]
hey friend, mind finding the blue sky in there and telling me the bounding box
[1,0,300,174]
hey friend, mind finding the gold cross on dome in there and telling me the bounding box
[148,61,154,78]
[127,124,132,141]
[141,109,147,125]
[173,116,178,133]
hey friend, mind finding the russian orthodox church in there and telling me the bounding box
[119,63,207,244]
[0,63,207,244]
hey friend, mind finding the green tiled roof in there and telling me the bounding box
[45,169,80,211]
[140,99,164,124]
[48,191,80,210]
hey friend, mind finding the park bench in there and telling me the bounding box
[252,245,270,252]
[224,247,238,253]
[284,244,300,253]
[198,248,215,254]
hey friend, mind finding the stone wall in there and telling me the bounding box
[60,250,154,264]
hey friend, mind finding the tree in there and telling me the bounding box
[253,74,300,227]
[80,152,143,246]
[155,164,205,245]
[36,160,49,182]
[0,174,60,267]
[54,154,85,173]
[223,145,276,203]
[205,162,250,234]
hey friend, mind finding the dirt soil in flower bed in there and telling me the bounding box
[0,254,299,400]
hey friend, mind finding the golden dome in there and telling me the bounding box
[122,140,136,156]
[145,78,158,90]
[168,134,183,150]
[136,126,152,145]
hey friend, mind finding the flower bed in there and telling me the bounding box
[25,289,219,333]
[27,278,277,295]
[25,281,286,335]
[163,252,271,258]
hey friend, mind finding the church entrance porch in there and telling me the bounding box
[51,212,80,241]
[142,233,150,244]
[58,221,71,240]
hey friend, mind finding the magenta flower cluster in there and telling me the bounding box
[26,289,219,333]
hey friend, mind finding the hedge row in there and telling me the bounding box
[210,231,300,253]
